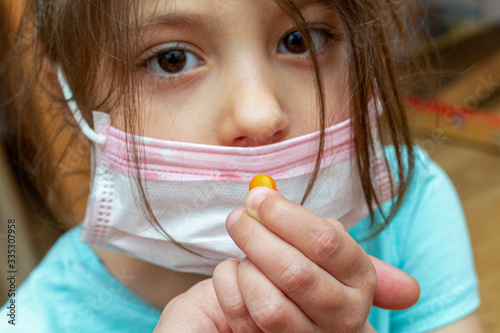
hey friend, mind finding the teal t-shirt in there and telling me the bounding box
[0,146,480,332]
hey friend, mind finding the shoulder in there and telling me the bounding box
[385,143,451,193]
[380,144,466,231]
[352,145,464,241]
[0,225,161,332]
[392,144,462,218]
[352,145,481,332]
[384,145,473,255]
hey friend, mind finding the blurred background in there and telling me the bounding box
[406,1,500,331]
[1,0,499,331]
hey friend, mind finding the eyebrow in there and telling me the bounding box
[140,0,331,32]
[141,13,222,33]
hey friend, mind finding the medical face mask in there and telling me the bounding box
[57,68,394,276]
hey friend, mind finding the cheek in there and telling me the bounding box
[324,74,350,127]
[142,86,220,143]
[108,92,181,140]
[280,60,350,129]
[322,48,350,126]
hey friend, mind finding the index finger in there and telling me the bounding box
[244,186,373,288]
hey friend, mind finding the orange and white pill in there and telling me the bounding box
[249,174,277,192]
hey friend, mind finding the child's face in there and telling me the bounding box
[113,0,348,146]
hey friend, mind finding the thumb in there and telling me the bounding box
[154,279,232,333]
[369,255,420,310]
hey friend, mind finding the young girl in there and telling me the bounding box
[1,0,481,332]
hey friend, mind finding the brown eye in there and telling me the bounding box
[158,50,187,73]
[144,46,201,76]
[283,31,307,54]
[278,28,332,55]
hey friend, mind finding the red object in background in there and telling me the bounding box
[405,96,500,128]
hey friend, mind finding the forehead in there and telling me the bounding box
[141,0,330,11]
[138,0,336,31]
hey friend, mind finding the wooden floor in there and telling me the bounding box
[414,135,500,333]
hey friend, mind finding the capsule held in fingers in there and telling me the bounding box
[249,174,277,192]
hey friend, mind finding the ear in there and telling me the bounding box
[42,61,65,99]
[41,62,80,129]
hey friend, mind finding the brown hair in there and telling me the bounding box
[1,0,67,234]
[4,0,426,243]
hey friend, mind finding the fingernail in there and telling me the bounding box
[249,187,267,210]
[226,209,243,232]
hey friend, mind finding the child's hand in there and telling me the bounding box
[153,279,232,333]
[213,186,419,332]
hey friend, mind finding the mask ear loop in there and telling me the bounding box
[56,65,107,145]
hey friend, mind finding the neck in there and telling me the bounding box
[92,246,209,310]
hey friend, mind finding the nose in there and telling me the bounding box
[217,63,290,147]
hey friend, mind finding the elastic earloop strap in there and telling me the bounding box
[56,66,107,145]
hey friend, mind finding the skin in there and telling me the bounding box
[89,0,482,331]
